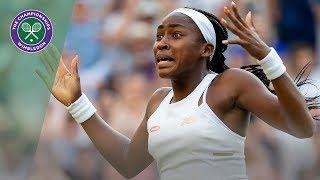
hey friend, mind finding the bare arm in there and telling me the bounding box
[81,87,169,178]
[35,44,166,178]
[271,73,315,137]
[231,69,315,138]
[221,2,315,138]
[81,113,152,178]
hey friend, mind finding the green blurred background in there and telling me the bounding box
[0,0,74,178]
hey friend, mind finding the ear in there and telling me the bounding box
[201,43,214,59]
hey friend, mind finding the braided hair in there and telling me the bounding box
[190,8,319,120]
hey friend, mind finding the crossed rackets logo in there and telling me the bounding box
[18,18,45,45]
[21,22,42,40]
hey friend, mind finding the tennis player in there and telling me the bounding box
[37,2,317,179]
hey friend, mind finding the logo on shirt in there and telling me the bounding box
[150,126,160,132]
[10,9,53,53]
[181,116,197,126]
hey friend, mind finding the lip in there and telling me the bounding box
[157,60,175,69]
[156,54,174,63]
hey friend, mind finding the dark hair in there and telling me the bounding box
[189,8,229,73]
[190,8,319,120]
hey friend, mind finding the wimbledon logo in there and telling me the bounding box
[10,10,53,53]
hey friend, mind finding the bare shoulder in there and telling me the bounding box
[215,68,265,89]
[209,68,268,101]
[145,87,172,119]
[217,68,259,82]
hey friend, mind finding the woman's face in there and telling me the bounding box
[153,12,207,79]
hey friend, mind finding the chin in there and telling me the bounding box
[158,73,171,79]
[157,70,173,79]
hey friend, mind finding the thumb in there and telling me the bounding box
[71,55,79,76]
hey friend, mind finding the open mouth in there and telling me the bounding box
[156,56,174,63]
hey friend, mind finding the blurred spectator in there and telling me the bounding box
[310,0,320,61]
[0,139,30,180]
[310,123,320,179]
[104,72,159,180]
[245,117,282,180]
[70,147,102,180]
[93,0,137,93]
[123,22,156,80]
[285,44,315,77]
[108,72,151,139]
[269,0,317,51]
[274,130,316,180]
[180,0,227,13]
[63,0,104,97]
[29,144,70,180]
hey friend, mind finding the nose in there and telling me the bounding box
[157,38,170,50]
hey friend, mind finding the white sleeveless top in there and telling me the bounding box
[147,73,248,180]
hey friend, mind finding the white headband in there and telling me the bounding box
[169,8,216,60]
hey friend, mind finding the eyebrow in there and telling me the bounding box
[157,23,187,29]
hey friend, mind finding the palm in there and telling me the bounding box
[36,44,81,106]
[51,68,81,106]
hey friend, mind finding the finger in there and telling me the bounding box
[48,44,61,69]
[222,39,247,46]
[71,55,79,76]
[231,1,248,28]
[245,11,255,30]
[45,44,69,75]
[42,47,58,73]
[35,68,53,90]
[221,18,247,39]
[224,6,246,31]
[38,51,54,77]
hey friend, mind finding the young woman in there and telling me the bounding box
[37,2,317,180]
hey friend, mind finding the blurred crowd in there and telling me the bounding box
[1,0,320,179]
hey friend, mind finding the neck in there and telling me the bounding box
[170,70,209,103]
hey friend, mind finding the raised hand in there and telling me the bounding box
[36,44,82,106]
[221,1,271,60]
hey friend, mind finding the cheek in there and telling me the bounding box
[175,43,197,60]
[152,42,158,56]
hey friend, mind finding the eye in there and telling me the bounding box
[173,32,182,38]
[156,33,163,41]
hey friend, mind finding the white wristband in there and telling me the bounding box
[258,47,286,80]
[66,93,97,124]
